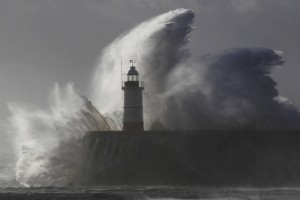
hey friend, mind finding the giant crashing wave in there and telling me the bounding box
[91,8,300,131]
[8,8,300,187]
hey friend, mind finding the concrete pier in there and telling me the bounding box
[80,131,300,186]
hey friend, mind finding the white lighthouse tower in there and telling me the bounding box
[122,60,144,131]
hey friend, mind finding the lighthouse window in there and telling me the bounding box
[128,75,139,81]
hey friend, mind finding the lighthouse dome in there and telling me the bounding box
[127,66,139,75]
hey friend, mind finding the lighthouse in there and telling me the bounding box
[122,60,144,131]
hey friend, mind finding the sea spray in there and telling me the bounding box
[146,47,300,130]
[91,7,300,130]
[90,8,195,129]
[9,83,111,186]
[192,48,300,130]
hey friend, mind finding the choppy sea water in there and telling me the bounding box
[1,186,300,200]
[2,152,300,199]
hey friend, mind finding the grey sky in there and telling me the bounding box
[0,0,300,150]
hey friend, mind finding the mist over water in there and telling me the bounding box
[157,48,300,130]
[4,8,300,187]
[195,48,300,130]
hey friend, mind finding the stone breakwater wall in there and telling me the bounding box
[79,131,300,186]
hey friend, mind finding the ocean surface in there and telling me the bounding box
[2,157,300,199]
[2,152,300,199]
[1,186,300,199]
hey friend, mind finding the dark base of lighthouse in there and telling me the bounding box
[122,122,144,131]
[79,131,300,187]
